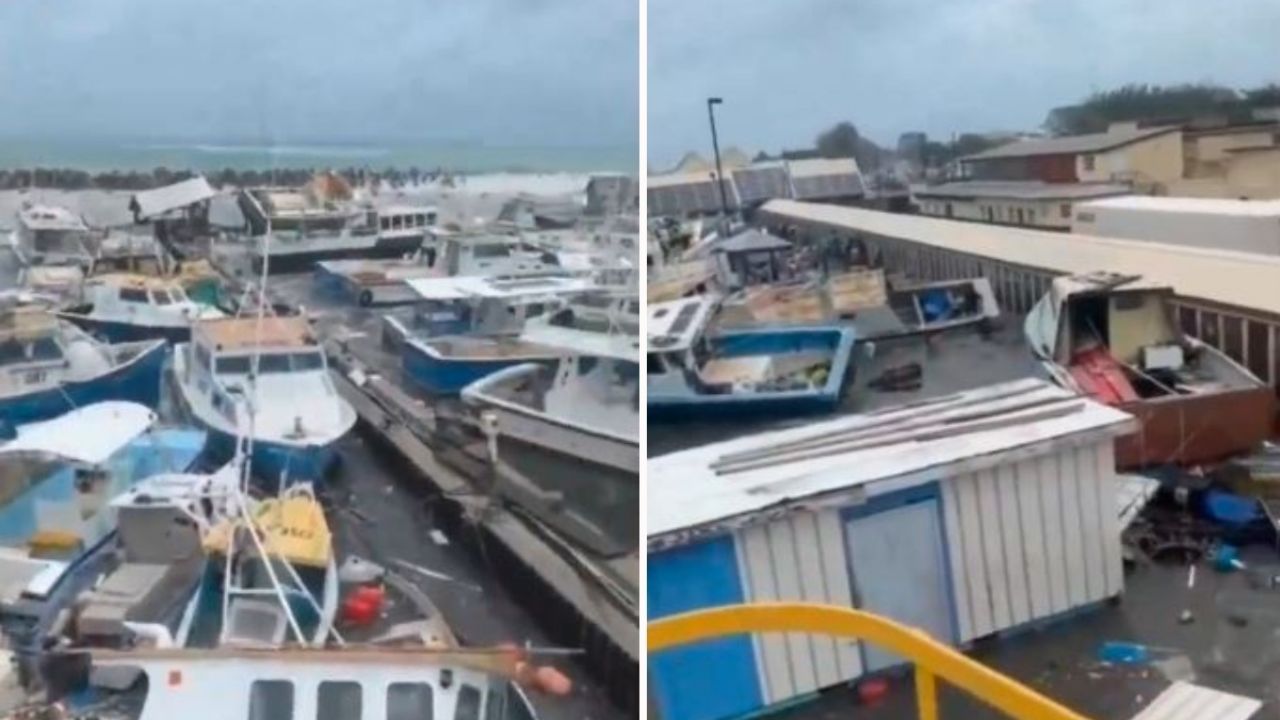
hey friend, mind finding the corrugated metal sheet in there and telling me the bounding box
[939,441,1122,643]
[734,509,862,703]
[648,379,1134,541]
[962,126,1177,161]
[761,200,1280,318]
[1129,681,1261,720]
[130,176,216,219]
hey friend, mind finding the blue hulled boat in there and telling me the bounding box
[171,315,356,486]
[0,305,167,426]
[647,295,857,420]
[392,274,599,396]
[0,402,205,669]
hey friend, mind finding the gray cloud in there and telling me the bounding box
[0,0,637,147]
[648,0,1280,168]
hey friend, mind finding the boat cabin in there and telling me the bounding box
[378,205,437,237]
[186,317,327,422]
[400,275,598,338]
[13,204,95,267]
[430,233,562,278]
[1028,271,1264,402]
[0,308,73,397]
[645,295,719,382]
[80,274,205,319]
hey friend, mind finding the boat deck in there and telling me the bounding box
[649,310,1042,456]
[421,335,558,359]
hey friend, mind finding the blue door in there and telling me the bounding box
[649,536,762,720]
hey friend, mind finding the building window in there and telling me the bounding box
[1060,203,1071,219]
[944,203,953,218]
[1083,154,1095,171]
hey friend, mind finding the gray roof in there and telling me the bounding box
[647,176,739,216]
[912,180,1133,201]
[733,164,793,204]
[717,228,792,253]
[961,126,1178,162]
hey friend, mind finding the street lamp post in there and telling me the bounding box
[706,97,729,218]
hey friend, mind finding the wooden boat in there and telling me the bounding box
[1026,271,1274,468]
[0,305,167,427]
[171,316,357,484]
[57,274,225,344]
[648,295,857,420]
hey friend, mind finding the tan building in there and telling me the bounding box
[1173,123,1280,198]
[914,181,1131,230]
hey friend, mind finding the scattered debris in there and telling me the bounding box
[1097,641,1181,665]
[392,558,482,592]
[1129,681,1261,720]
[338,555,386,584]
[429,529,449,546]
[1212,544,1246,573]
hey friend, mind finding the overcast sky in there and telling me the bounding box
[0,0,637,148]
[649,0,1280,169]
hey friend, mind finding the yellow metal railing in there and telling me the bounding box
[648,603,1093,720]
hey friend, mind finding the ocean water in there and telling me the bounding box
[0,137,635,174]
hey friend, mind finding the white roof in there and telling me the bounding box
[786,157,861,178]
[763,200,1280,317]
[520,322,640,363]
[405,274,594,301]
[131,177,217,220]
[1078,195,1280,217]
[647,379,1135,539]
[0,402,155,465]
[647,295,717,352]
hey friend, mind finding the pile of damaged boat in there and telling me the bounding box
[0,372,568,720]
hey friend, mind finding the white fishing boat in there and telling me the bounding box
[461,295,640,551]
[244,190,437,274]
[171,316,357,484]
[315,231,570,307]
[57,274,225,343]
[9,203,96,268]
[35,644,567,719]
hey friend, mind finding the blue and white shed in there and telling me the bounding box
[647,378,1136,720]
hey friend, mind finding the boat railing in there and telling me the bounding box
[649,603,1093,720]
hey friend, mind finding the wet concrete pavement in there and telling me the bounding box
[766,544,1280,720]
[323,427,625,720]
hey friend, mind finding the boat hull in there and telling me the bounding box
[251,235,424,275]
[57,312,193,344]
[402,339,556,396]
[1114,387,1275,469]
[649,326,857,421]
[200,428,340,487]
[0,340,166,426]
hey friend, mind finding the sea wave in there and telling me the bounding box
[128,143,391,158]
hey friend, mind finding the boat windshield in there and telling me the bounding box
[257,351,325,374]
[0,337,63,366]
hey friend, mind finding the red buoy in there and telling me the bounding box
[858,677,889,705]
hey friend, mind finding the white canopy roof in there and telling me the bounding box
[0,402,156,465]
[647,295,717,352]
[131,177,217,220]
[405,274,594,301]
